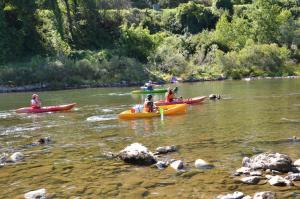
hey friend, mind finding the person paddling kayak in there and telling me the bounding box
[144,80,155,91]
[31,94,42,109]
[144,94,157,112]
[165,88,177,103]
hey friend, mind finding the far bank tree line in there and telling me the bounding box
[0,0,300,88]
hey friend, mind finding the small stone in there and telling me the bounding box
[285,173,300,181]
[216,191,245,199]
[265,175,273,180]
[10,152,24,162]
[294,159,300,167]
[195,159,214,169]
[240,176,260,185]
[155,145,177,154]
[253,191,276,199]
[24,188,46,199]
[0,153,8,165]
[170,160,184,171]
[265,169,271,174]
[236,167,251,175]
[37,137,51,145]
[268,175,293,186]
[155,161,168,170]
[243,196,252,199]
[209,94,221,100]
[250,171,262,176]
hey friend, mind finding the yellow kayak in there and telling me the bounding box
[118,104,188,120]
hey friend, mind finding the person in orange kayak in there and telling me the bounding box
[165,88,177,103]
[31,94,42,109]
[144,94,157,112]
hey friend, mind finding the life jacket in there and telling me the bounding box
[165,91,174,103]
[31,99,41,109]
[144,101,154,112]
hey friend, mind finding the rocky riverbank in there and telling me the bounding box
[1,75,300,93]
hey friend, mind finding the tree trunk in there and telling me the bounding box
[63,0,74,42]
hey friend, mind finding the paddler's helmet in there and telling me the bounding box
[32,94,38,99]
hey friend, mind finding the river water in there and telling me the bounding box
[0,79,300,198]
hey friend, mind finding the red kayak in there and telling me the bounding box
[16,103,76,113]
[154,96,206,106]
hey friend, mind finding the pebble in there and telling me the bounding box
[253,191,276,199]
[170,160,184,171]
[294,159,300,167]
[268,175,293,186]
[236,167,251,175]
[155,145,177,154]
[194,159,214,169]
[216,191,245,199]
[250,171,262,176]
[155,161,168,170]
[240,176,260,185]
[24,188,46,199]
[10,152,24,162]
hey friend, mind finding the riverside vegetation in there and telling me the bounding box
[0,0,300,89]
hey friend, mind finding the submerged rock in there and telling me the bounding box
[216,191,245,199]
[268,175,293,186]
[118,143,156,166]
[24,188,47,199]
[242,153,292,172]
[253,191,276,199]
[170,160,184,171]
[240,176,260,185]
[155,145,177,155]
[9,152,24,163]
[209,94,221,100]
[37,137,51,145]
[285,173,300,181]
[194,159,214,169]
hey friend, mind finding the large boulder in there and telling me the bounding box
[242,153,292,172]
[253,191,276,199]
[118,143,156,165]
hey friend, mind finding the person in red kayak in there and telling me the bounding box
[31,94,42,109]
[144,94,157,112]
[165,88,177,103]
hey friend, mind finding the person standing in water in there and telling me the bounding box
[31,94,42,109]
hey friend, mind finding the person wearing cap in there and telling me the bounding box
[31,94,42,109]
[143,94,157,112]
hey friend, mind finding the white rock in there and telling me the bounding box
[195,159,213,169]
[243,196,252,199]
[24,188,46,199]
[265,175,273,180]
[268,175,293,186]
[236,167,251,174]
[285,173,300,181]
[170,160,184,170]
[253,191,276,199]
[294,159,300,167]
[10,152,24,162]
[250,171,262,176]
[240,176,260,185]
[216,191,245,199]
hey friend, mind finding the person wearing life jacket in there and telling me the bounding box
[145,80,154,91]
[165,88,177,103]
[31,94,42,109]
[144,94,156,112]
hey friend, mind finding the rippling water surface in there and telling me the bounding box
[0,80,300,198]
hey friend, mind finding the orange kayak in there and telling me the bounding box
[16,103,76,113]
[154,96,206,106]
[119,104,187,120]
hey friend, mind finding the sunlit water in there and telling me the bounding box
[0,79,300,198]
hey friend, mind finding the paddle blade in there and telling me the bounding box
[160,108,164,120]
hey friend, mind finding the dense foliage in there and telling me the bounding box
[0,0,300,88]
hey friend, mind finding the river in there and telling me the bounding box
[0,79,300,198]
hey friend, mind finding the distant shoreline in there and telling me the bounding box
[1,75,300,93]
